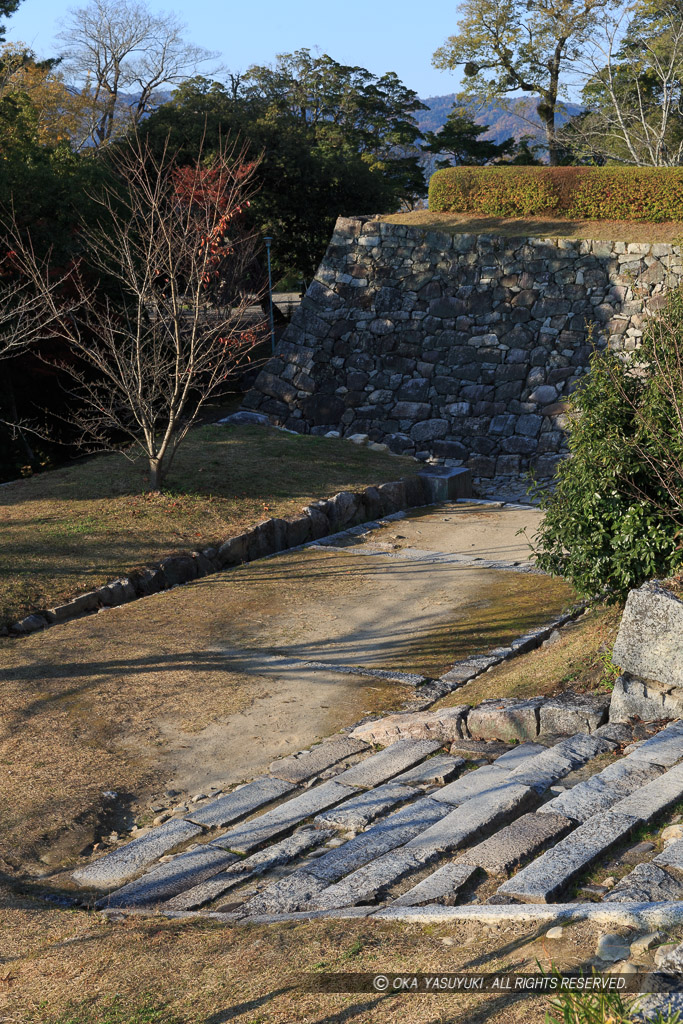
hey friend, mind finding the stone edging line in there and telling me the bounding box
[99,900,683,930]
[3,466,471,639]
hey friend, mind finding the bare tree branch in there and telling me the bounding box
[57,0,219,148]
[0,134,266,490]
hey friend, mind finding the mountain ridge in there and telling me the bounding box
[416,94,583,145]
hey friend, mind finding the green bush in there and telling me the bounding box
[428,166,683,221]
[533,288,683,602]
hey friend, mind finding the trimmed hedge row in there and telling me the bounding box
[428,166,683,221]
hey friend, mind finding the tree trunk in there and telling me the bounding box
[539,103,559,166]
[148,457,163,491]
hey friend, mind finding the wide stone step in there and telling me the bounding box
[602,862,683,903]
[393,862,479,907]
[164,828,333,911]
[539,757,665,824]
[294,797,450,885]
[269,737,370,783]
[239,870,328,916]
[98,845,238,908]
[212,780,356,854]
[391,754,465,787]
[654,837,683,877]
[405,782,537,858]
[504,733,615,794]
[462,812,574,876]
[333,739,443,789]
[187,776,295,828]
[308,849,432,911]
[609,761,683,822]
[624,721,683,767]
[314,782,419,831]
[496,810,640,903]
[73,818,204,889]
[431,765,511,807]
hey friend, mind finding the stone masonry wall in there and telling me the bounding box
[244,215,683,484]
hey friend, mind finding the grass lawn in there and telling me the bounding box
[0,424,418,628]
[381,210,683,243]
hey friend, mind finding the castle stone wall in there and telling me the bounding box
[244,215,682,485]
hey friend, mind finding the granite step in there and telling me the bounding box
[308,848,436,911]
[98,844,238,908]
[212,780,356,854]
[391,754,465,787]
[504,733,615,794]
[431,765,511,807]
[73,818,204,889]
[269,737,370,783]
[164,828,333,911]
[313,782,419,831]
[539,757,665,824]
[405,782,537,858]
[393,862,479,907]
[496,810,640,903]
[333,739,443,789]
[462,812,574,876]
[602,862,683,903]
[186,776,295,828]
[609,761,683,822]
[654,837,683,877]
[624,722,683,767]
[301,797,451,884]
[238,870,328,916]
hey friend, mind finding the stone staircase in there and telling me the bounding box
[72,721,683,928]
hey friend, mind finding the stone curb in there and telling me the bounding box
[98,901,683,929]
[5,472,461,638]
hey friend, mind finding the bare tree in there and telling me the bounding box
[569,0,683,165]
[57,0,218,148]
[1,136,265,490]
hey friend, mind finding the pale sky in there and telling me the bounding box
[6,0,464,99]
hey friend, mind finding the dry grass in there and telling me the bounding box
[1,887,622,1024]
[0,424,418,627]
[381,210,683,243]
[437,604,622,709]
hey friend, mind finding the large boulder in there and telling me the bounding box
[613,582,683,688]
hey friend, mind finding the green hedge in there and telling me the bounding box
[428,166,683,221]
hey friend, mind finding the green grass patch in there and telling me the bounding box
[0,423,418,627]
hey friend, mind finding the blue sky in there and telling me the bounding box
[6,0,464,99]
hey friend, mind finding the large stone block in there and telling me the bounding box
[537,691,609,735]
[466,697,542,744]
[609,673,683,723]
[349,706,469,746]
[613,582,683,689]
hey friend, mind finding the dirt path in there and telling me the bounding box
[0,501,572,871]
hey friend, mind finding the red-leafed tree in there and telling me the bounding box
[1,135,265,490]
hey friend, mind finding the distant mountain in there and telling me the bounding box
[416,94,583,146]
